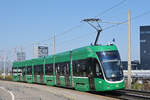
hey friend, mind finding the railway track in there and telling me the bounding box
[96,89,150,100]
[115,89,150,100]
[1,80,150,100]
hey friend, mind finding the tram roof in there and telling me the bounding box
[12,44,118,67]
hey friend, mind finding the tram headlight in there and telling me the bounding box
[99,81,102,84]
[116,84,119,87]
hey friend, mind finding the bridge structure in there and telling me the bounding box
[123,70,150,80]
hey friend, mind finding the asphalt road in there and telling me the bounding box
[0,87,12,100]
[0,80,118,100]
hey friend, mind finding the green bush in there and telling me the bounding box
[0,75,12,81]
[0,75,3,80]
[5,75,12,81]
[132,83,143,90]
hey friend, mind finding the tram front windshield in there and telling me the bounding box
[97,50,123,81]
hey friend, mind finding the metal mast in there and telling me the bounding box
[52,34,55,55]
[83,18,102,45]
[128,10,132,89]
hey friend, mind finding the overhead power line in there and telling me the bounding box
[56,31,95,48]
[55,23,83,38]
[6,0,139,60]
[21,10,150,59]
[30,23,83,45]
[103,10,150,31]
[95,0,127,18]
[56,10,150,49]
[56,32,95,52]
[30,0,127,45]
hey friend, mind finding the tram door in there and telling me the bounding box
[22,67,25,81]
[89,59,95,90]
[40,65,43,83]
[56,64,60,85]
[34,66,37,82]
[89,74,95,90]
[34,74,37,82]
[19,74,21,81]
[65,63,70,87]
[18,68,21,81]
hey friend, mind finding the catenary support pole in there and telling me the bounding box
[128,10,132,89]
[3,55,6,79]
[70,51,74,87]
[52,34,56,84]
[52,35,55,55]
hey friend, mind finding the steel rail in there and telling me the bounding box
[113,89,150,100]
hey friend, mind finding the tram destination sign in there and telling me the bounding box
[38,46,48,57]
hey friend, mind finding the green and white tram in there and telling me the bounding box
[12,44,125,91]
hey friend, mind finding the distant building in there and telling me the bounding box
[34,45,48,58]
[122,60,140,70]
[17,52,26,61]
[0,61,12,74]
[140,26,150,69]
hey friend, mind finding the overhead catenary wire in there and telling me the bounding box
[21,32,93,58]
[1,1,127,59]
[55,10,150,51]
[8,0,127,55]
[55,0,127,45]
[94,0,127,18]
[56,32,95,52]
[56,31,96,48]
[10,9,150,60]
[7,0,150,61]
[27,0,127,45]
[102,10,150,31]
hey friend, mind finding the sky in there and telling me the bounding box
[0,0,150,61]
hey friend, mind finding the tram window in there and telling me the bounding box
[88,59,93,76]
[72,63,75,75]
[18,67,24,76]
[73,58,92,77]
[60,64,64,76]
[39,65,43,74]
[96,64,100,76]
[12,68,16,73]
[22,67,26,76]
[34,66,37,75]
[62,64,66,76]
[77,63,81,76]
[94,60,103,78]
[73,62,80,76]
[61,63,65,76]
[34,66,38,75]
[64,62,70,75]
[80,62,87,77]
[12,68,17,75]
[55,63,60,75]
[27,66,32,75]
[55,62,70,76]
[34,65,43,75]
[66,63,70,75]
[64,65,67,75]
[45,64,53,75]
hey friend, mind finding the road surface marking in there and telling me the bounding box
[0,87,15,100]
